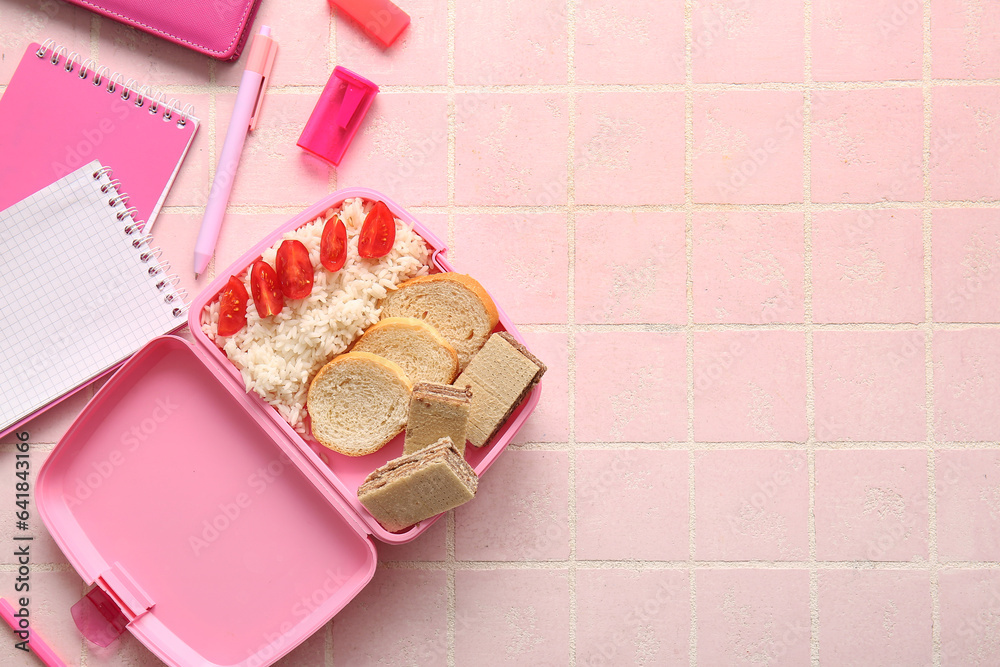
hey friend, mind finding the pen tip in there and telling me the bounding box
[195,273,200,280]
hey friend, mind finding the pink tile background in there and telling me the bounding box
[2,0,1000,664]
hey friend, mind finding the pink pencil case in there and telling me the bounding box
[36,189,542,666]
[62,0,263,60]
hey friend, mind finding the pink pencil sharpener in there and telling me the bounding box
[297,67,378,167]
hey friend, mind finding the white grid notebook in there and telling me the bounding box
[0,160,187,432]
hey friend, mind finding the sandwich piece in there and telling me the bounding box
[404,382,472,456]
[379,272,499,370]
[358,437,478,532]
[352,317,459,385]
[454,332,546,448]
[307,351,412,456]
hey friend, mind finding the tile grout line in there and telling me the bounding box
[373,558,1000,570]
[160,199,1000,216]
[684,2,696,665]
[159,199,1000,218]
[123,77,1000,95]
[803,1,818,665]
[565,1,578,664]
[445,2,457,665]
[923,2,941,665]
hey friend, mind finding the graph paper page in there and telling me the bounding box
[0,160,185,430]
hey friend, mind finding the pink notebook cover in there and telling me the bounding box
[62,0,263,61]
[0,42,199,228]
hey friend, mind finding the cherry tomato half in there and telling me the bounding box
[217,276,249,336]
[276,239,314,299]
[250,260,284,317]
[320,218,348,272]
[358,200,395,258]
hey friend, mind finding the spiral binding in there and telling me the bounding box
[37,40,197,129]
[90,165,189,319]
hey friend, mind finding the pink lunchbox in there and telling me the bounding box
[36,189,542,666]
[62,0,264,60]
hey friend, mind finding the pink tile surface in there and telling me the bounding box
[933,208,1000,323]
[333,568,447,665]
[574,0,685,84]
[335,93,449,206]
[931,86,1000,201]
[932,0,1000,79]
[455,569,569,665]
[0,570,85,666]
[575,332,687,442]
[695,449,809,560]
[452,211,568,324]
[0,445,67,565]
[4,2,1000,664]
[575,210,687,325]
[693,91,805,204]
[694,331,808,442]
[811,0,923,82]
[811,88,924,203]
[696,569,811,666]
[455,450,570,561]
[453,0,567,84]
[936,450,1000,561]
[813,330,927,441]
[939,569,1000,666]
[691,0,805,83]
[815,449,929,561]
[692,211,805,324]
[934,329,1000,441]
[0,0,91,84]
[574,92,685,205]
[576,449,689,560]
[818,569,932,665]
[812,209,925,323]
[576,569,690,665]
[454,93,568,205]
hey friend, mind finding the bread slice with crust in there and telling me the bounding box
[307,351,413,456]
[358,437,478,532]
[453,331,546,448]
[379,273,499,370]
[352,317,459,385]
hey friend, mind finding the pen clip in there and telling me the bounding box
[249,37,278,131]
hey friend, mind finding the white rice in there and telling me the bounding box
[201,197,430,434]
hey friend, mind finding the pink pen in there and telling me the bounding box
[193,26,278,278]
[0,598,67,667]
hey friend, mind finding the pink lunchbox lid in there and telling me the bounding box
[36,188,541,666]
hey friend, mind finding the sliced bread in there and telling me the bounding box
[307,351,413,456]
[453,331,546,447]
[379,273,499,370]
[352,317,459,384]
[404,382,472,456]
[358,437,478,532]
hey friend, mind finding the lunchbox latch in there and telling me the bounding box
[97,561,155,620]
[70,561,155,647]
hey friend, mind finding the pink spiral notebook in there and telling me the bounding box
[0,41,199,229]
